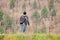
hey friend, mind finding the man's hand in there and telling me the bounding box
[28,22,30,26]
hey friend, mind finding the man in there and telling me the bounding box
[20,11,30,32]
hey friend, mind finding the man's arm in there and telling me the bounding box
[27,20,30,25]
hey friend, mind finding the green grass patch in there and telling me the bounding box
[0,33,60,40]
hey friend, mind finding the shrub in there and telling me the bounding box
[5,15,12,27]
[49,0,54,11]
[57,0,60,3]
[10,0,15,9]
[41,6,48,18]
[32,10,40,33]
[4,15,12,33]
[33,0,37,9]
[49,0,56,16]
[0,9,3,21]
[51,8,56,17]
[0,26,4,34]
[40,23,46,33]
[33,10,40,21]
[22,2,26,10]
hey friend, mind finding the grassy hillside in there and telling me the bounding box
[0,0,60,34]
[0,34,60,40]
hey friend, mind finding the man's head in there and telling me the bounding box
[23,11,26,15]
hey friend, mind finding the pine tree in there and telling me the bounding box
[33,10,40,33]
[22,2,26,10]
[41,6,48,18]
[0,9,3,33]
[0,9,3,21]
[49,0,54,11]
[40,23,46,33]
[10,0,15,9]
[5,15,11,27]
[49,0,56,20]
[33,0,37,9]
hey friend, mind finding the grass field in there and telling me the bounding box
[0,33,60,40]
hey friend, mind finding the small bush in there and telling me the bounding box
[51,8,56,16]
[33,10,40,21]
[40,24,46,33]
[57,0,60,3]
[0,9,3,21]
[10,0,15,9]
[0,26,4,34]
[33,0,37,9]
[49,0,54,11]
[4,15,12,33]
[5,15,12,27]
[22,2,26,9]
[32,10,40,33]
[41,6,48,18]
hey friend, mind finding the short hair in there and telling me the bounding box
[23,11,26,15]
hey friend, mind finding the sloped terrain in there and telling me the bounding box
[0,0,60,34]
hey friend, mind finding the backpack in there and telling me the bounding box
[24,16,28,25]
[20,16,26,24]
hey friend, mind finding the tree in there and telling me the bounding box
[56,0,60,3]
[10,0,15,9]
[51,8,56,16]
[38,0,41,9]
[41,6,48,18]
[49,0,54,11]
[0,9,3,26]
[5,15,12,33]
[5,15,11,27]
[0,9,3,21]
[32,10,40,33]
[33,0,37,9]
[0,9,4,33]
[33,10,40,21]
[29,0,30,5]
[49,0,56,20]
[40,23,46,33]
[22,2,26,11]
[0,26,4,34]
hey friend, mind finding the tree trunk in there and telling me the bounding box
[29,0,30,5]
[0,21,1,26]
[38,0,41,9]
[0,21,2,26]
